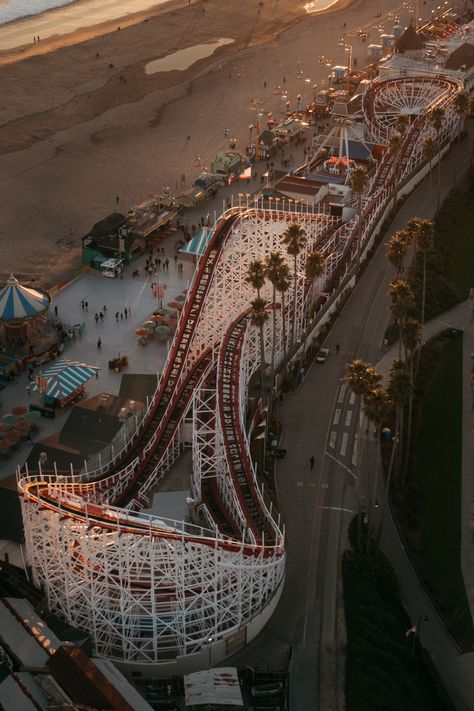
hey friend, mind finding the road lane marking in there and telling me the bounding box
[340,432,348,456]
[349,392,356,405]
[297,481,304,487]
[345,410,352,427]
[338,384,346,403]
[329,431,336,449]
[326,451,356,479]
[352,437,358,467]
[333,408,341,425]
[317,506,354,514]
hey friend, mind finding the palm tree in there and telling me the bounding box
[346,358,382,543]
[422,136,437,198]
[246,259,266,299]
[386,358,411,487]
[362,385,389,543]
[274,262,291,363]
[386,230,409,274]
[454,91,469,147]
[282,223,307,351]
[406,218,434,331]
[401,317,421,482]
[250,297,269,394]
[349,165,369,263]
[389,277,415,357]
[305,250,325,316]
[389,133,403,210]
[429,107,445,202]
[265,251,285,383]
[395,113,410,136]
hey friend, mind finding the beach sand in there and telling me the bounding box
[0,0,412,286]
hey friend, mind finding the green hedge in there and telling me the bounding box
[343,517,448,711]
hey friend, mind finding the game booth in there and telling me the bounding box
[29,360,100,417]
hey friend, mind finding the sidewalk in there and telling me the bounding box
[371,303,474,710]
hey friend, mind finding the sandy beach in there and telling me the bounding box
[0,0,417,286]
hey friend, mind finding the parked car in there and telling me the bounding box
[316,347,330,363]
[251,682,284,698]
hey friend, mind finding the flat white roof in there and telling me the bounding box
[0,675,38,711]
[0,599,49,668]
[94,659,154,711]
[6,598,61,656]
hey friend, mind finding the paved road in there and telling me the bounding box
[229,124,474,709]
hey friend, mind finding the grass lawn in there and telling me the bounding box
[415,336,474,640]
[443,188,474,300]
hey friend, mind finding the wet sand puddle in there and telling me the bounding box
[145,37,234,74]
[304,0,340,12]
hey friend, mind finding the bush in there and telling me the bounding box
[343,516,448,711]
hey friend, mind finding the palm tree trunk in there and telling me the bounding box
[428,160,432,197]
[437,135,442,207]
[292,255,297,351]
[259,327,266,392]
[271,285,276,386]
[281,291,287,362]
[421,254,427,329]
[402,355,414,484]
[377,415,399,542]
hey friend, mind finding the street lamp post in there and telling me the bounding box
[207,636,213,668]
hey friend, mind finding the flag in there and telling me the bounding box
[405,624,417,638]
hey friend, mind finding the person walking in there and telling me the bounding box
[94,313,99,324]
[99,311,104,320]
[309,455,315,470]
[85,301,88,311]
[103,305,107,313]
[97,338,102,349]
[336,342,340,354]
[115,311,119,322]
[128,306,131,317]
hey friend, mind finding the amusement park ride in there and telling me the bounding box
[17,73,463,676]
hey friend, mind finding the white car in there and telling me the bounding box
[316,348,330,363]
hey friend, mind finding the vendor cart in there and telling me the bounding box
[109,355,128,373]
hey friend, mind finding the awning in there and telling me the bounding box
[184,668,243,707]
[239,167,251,180]
[0,274,50,321]
[30,360,100,401]
[180,229,212,257]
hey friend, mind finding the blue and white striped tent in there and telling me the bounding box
[31,360,100,402]
[179,229,212,257]
[0,274,50,321]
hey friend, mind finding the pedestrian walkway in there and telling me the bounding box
[373,299,474,711]
[0,235,194,480]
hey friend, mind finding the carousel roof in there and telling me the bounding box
[0,274,50,321]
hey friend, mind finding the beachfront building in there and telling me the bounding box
[379,18,474,90]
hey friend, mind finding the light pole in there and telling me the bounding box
[207,636,213,668]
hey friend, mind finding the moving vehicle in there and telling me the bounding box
[316,347,330,363]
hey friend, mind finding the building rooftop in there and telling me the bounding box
[396,23,425,52]
[445,41,474,70]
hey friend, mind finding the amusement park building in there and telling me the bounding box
[17,73,464,677]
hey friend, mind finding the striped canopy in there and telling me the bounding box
[179,229,211,257]
[31,360,100,401]
[0,274,50,321]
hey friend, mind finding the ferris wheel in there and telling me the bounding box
[363,76,459,143]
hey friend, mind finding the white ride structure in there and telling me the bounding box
[17,75,463,675]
